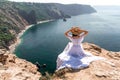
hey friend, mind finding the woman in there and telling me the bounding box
[56,27,103,70]
[64,27,89,57]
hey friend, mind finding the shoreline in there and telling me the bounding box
[9,19,53,53]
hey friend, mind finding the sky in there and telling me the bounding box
[9,0,120,6]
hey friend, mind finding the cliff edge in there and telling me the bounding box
[0,51,41,80]
[0,42,120,80]
[54,42,120,80]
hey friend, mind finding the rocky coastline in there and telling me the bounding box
[0,41,120,80]
[0,20,53,80]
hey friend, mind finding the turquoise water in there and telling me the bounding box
[15,6,120,73]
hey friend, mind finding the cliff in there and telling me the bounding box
[14,3,96,24]
[1,43,120,80]
[0,2,40,80]
[0,2,28,49]
[13,2,71,24]
[55,3,96,16]
[0,50,41,80]
[53,43,120,80]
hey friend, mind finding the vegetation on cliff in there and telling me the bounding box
[55,3,96,16]
[0,1,28,49]
[0,1,96,49]
[13,2,71,24]
[13,2,96,24]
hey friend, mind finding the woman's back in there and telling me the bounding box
[68,36,84,45]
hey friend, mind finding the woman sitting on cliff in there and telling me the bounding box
[57,27,103,70]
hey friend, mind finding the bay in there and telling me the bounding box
[15,6,120,73]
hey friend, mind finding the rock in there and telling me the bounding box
[53,42,120,80]
[0,49,7,54]
[0,53,41,80]
[0,42,120,80]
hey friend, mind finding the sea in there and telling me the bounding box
[15,6,120,73]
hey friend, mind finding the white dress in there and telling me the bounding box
[56,35,104,70]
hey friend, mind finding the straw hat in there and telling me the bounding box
[71,27,81,35]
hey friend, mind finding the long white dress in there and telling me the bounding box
[56,35,104,70]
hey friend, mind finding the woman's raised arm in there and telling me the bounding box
[64,29,72,38]
[79,29,88,37]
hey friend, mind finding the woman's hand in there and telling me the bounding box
[64,29,72,38]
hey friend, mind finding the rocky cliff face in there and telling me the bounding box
[0,2,28,32]
[14,2,96,24]
[0,43,120,80]
[0,2,28,49]
[0,50,41,80]
[53,43,120,80]
[55,3,96,16]
[14,2,71,24]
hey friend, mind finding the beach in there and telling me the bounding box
[9,20,53,53]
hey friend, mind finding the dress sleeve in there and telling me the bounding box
[80,32,85,37]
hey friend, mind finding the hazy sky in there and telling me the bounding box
[9,0,120,5]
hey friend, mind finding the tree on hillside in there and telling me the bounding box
[28,10,37,24]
